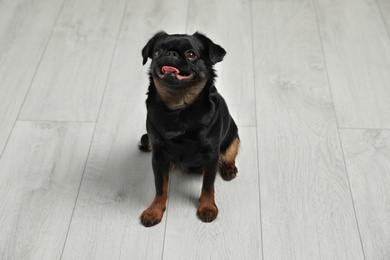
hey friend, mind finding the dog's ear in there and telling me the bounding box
[142,31,168,65]
[193,32,226,65]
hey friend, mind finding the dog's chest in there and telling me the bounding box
[160,126,213,167]
[163,137,214,167]
[147,102,217,166]
[154,111,210,140]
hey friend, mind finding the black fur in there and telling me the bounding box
[139,31,238,225]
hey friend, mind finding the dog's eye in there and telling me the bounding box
[185,51,197,60]
[154,50,163,58]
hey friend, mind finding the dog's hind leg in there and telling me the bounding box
[139,133,152,152]
[219,137,239,181]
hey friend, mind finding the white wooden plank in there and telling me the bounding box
[18,0,127,122]
[186,0,255,126]
[61,0,189,259]
[0,121,94,259]
[315,0,390,129]
[340,129,390,260]
[163,127,262,259]
[378,0,390,31]
[0,0,63,155]
[252,0,364,258]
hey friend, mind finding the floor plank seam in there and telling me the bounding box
[59,117,98,260]
[59,0,130,258]
[250,0,265,258]
[16,119,96,124]
[311,0,342,131]
[161,178,171,260]
[339,126,390,131]
[312,0,367,258]
[236,124,257,128]
[376,0,390,42]
[336,135,367,260]
[184,0,190,34]
[92,1,130,129]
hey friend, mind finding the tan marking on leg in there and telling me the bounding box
[140,174,169,227]
[219,138,240,181]
[219,138,240,164]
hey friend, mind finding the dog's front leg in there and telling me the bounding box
[198,158,219,222]
[140,152,170,227]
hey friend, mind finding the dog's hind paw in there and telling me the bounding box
[219,163,238,181]
[139,133,151,152]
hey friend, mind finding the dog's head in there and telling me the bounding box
[142,31,226,88]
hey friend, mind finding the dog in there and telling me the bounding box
[139,31,239,227]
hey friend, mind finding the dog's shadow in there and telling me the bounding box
[120,147,157,208]
[82,139,205,214]
[79,139,155,209]
[168,168,203,208]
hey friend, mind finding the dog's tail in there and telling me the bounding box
[139,133,152,152]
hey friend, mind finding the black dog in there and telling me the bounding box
[139,31,239,227]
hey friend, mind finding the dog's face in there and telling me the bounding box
[142,31,226,88]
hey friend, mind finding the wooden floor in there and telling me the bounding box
[0,0,389,259]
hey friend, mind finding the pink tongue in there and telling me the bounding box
[162,66,180,74]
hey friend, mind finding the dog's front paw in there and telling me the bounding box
[140,207,165,227]
[197,204,218,223]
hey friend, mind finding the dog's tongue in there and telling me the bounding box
[162,66,180,74]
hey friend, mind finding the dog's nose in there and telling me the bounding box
[166,51,179,57]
